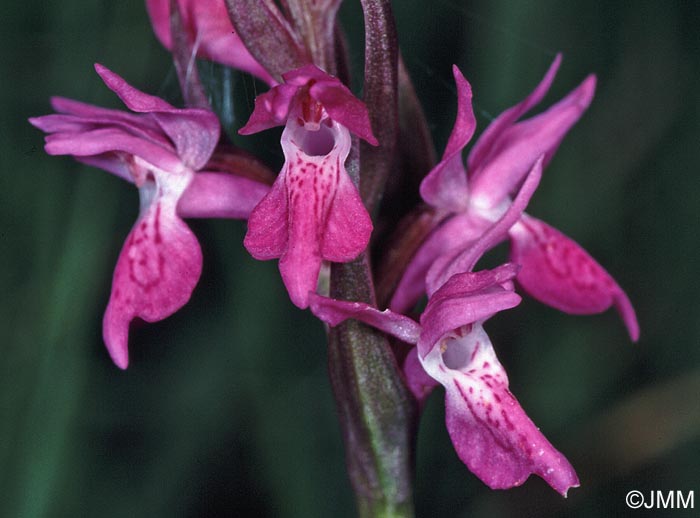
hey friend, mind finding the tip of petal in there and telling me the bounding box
[103,307,130,369]
[614,288,640,342]
[111,351,130,370]
[560,480,581,498]
[93,62,110,80]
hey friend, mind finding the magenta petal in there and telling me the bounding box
[75,154,133,183]
[467,54,561,172]
[94,64,220,169]
[445,369,579,495]
[238,84,299,135]
[95,63,175,112]
[186,0,275,84]
[421,325,579,495]
[470,75,596,207]
[49,96,162,134]
[244,174,289,260]
[43,127,181,173]
[102,190,202,369]
[390,213,486,313]
[419,66,475,211]
[29,111,169,151]
[309,293,421,344]
[403,348,439,404]
[146,0,275,85]
[510,215,639,341]
[310,80,377,145]
[419,266,521,358]
[426,156,544,294]
[321,168,373,262]
[150,110,220,170]
[177,171,269,219]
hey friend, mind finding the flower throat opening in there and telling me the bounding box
[299,123,335,156]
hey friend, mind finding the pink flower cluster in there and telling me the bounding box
[30,0,638,498]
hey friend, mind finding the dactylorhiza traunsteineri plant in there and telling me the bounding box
[30,0,639,514]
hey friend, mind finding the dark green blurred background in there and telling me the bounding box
[3,0,699,516]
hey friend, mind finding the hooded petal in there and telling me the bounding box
[238,83,299,134]
[240,64,377,144]
[146,0,275,84]
[509,215,639,341]
[304,70,377,145]
[420,325,579,496]
[102,167,201,368]
[470,74,596,208]
[94,64,220,169]
[177,171,269,219]
[419,65,475,211]
[418,265,522,358]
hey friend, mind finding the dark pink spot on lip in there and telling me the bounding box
[153,204,162,244]
[470,342,480,361]
[501,408,515,430]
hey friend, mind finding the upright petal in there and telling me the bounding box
[509,214,639,341]
[420,325,579,496]
[467,54,561,171]
[419,66,475,211]
[102,168,201,368]
[470,75,595,208]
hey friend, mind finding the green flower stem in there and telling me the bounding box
[328,255,417,518]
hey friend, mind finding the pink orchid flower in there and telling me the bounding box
[146,0,275,85]
[30,64,269,369]
[392,56,639,341]
[239,64,377,308]
[309,261,579,496]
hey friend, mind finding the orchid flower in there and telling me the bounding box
[29,64,269,368]
[391,56,639,341]
[239,64,378,308]
[309,261,579,496]
[146,0,275,85]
